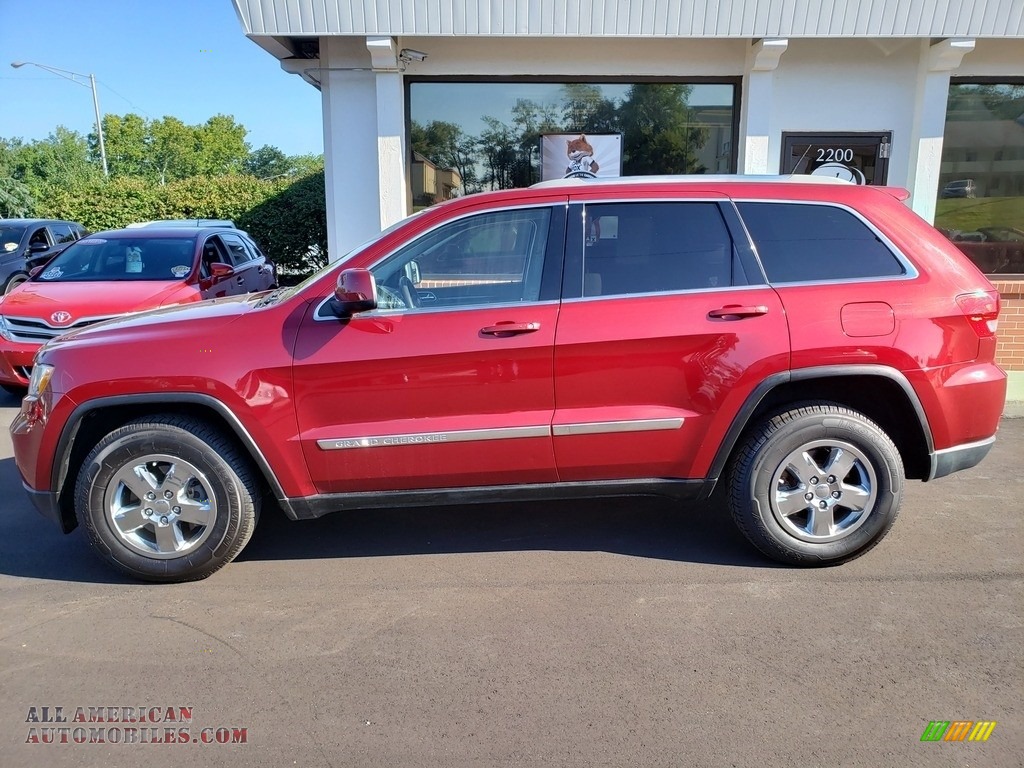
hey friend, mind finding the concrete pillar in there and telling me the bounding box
[906,38,975,223]
[319,38,380,261]
[739,38,788,174]
[366,36,409,230]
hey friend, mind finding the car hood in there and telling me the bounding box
[43,292,258,349]
[0,280,193,322]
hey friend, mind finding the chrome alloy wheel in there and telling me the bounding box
[104,453,218,558]
[769,439,877,544]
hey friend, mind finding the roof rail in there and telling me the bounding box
[530,174,854,189]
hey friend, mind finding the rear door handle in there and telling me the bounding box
[707,304,769,319]
[481,322,541,336]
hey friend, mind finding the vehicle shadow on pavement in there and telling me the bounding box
[238,493,778,569]
[0,458,136,584]
[0,456,776,583]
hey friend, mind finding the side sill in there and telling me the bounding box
[278,479,712,521]
[928,436,996,481]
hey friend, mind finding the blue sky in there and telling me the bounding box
[1,0,324,156]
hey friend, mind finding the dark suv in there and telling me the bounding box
[11,177,1006,582]
[0,218,88,294]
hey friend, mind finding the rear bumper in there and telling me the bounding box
[928,436,996,481]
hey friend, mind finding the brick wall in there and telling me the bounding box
[993,280,1024,372]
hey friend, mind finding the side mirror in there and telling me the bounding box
[209,262,235,278]
[331,268,377,317]
[28,242,50,254]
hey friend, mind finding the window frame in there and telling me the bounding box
[314,202,567,321]
[561,198,764,302]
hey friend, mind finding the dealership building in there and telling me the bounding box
[230,0,1024,390]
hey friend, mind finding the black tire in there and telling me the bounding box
[75,415,260,582]
[728,402,904,566]
[4,272,28,294]
[1,383,27,397]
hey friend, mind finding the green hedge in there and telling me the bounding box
[35,172,327,273]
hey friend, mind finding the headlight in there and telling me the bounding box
[0,315,11,342]
[27,364,55,398]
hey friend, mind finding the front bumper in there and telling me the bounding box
[23,482,75,532]
[0,339,37,386]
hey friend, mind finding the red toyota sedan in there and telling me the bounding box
[0,227,277,393]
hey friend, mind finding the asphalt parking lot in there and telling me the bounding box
[0,390,1020,767]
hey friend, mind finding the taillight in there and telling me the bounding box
[956,290,1000,338]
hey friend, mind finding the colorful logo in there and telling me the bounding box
[920,720,997,742]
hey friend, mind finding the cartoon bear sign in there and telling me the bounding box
[565,135,600,178]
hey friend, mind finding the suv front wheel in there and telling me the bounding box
[728,403,904,565]
[75,415,260,582]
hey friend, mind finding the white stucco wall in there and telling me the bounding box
[769,39,920,188]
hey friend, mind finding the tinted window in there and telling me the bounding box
[581,202,734,297]
[370,208,551,310]
[738,202,905,283]
[51,224,76,244]
[219,234,253,266]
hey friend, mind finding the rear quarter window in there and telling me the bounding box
[737,202,906,283]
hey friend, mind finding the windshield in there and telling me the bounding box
[35,236,198,283]
[1,225,27,252]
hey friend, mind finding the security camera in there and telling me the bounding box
[399,49,428,63]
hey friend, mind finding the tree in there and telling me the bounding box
[94,113,250,183]
[3,128,100,197]
[244,145,292,178]
[244,146,323,181]
[560,84,618,133]
[194,115,249,176]
[95,113,148,177]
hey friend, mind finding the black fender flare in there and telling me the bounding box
[704,365,935,489]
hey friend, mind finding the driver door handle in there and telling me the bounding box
[481,321,541,336]
[707,305,769,320]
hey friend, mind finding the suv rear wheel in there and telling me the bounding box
[75,415,259,582]
[728,402,904,565]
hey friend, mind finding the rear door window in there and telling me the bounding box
[737,202,906,283]
[218,233,254,266]
[579,202,738,297]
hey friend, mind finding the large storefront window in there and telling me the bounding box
[936,82,1024,276]
[408,81,736,208]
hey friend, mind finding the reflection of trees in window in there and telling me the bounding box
[409,120,479,199]
[946,84,1024,121]
[617,84,709,175]
[411,82,713,196]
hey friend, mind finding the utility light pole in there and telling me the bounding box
[10,60,109,177]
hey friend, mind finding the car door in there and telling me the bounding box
[552,196,790,482]
[197,235,239,298]
[219,232,271,293]
[292,203,566,494]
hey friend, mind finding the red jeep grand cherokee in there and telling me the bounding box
[11,177,1006,582]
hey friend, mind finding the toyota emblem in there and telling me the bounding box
[51,311,73,325]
